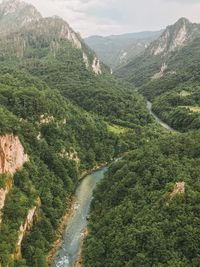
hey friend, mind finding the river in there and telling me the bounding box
[51,167,108,267]
[52,101,177,267]
[147,101,179,133]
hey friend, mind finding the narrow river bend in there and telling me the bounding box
[147,101,179,133]
[52,167,108,267]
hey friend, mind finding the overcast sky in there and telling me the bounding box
[23,0,200,37]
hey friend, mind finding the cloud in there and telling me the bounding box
[23,0,123,36]
[165,0,199,4]
[20,0,200,37]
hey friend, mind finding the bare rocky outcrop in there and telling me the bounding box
[14,206,37,259]
[0,134,28,222]
[39,114,54,124]
[0,134,28,175]
[83,52,89,69]
[150,18,193,56]
[59,148,80,164]
[0,178,12,223]
[152,63,167,80]
[170,182,185,199]
[92,57,102,75]
[0,0,42,34]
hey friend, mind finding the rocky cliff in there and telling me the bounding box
[14,203,39,259]
[149,18,195,56]
[0,134,28,223]
[0,0,42,34]
[0,134,28,175]
[0,177,12,223]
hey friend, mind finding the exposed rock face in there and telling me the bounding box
[31,17,82,50]
[59,148,80,164]
[0,178,12,223]
[170,22,187,52]
[150,18,194,56]
[0,0,42,34]
[0,134,28,223]
[83,52,89,68]
[39,114,54,124]
[171,182,185,198]
[14,206,37,258]
[92,57,102,75]
[152,63,167,80]
[152,30,169,55]
[0,134,28,175]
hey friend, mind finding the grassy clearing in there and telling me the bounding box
[189,107,200,113]
[180,90,191,97]
[107,124,127,134]
[180,106,200,113]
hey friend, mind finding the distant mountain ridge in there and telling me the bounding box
[115,17,200,131]
[85,30,163,69]
[115,17,200,86]
[149,17,200,56]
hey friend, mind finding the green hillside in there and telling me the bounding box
[83,131,200,267]
[0,1,152,266]
[116,18,200,131]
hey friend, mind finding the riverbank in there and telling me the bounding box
[79,162,108,181]
[47,161,111,266]
[146,101,179,133]
[74,228,88,267]
[47,197,77,265]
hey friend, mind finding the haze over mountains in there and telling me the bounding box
[85,30,162,70]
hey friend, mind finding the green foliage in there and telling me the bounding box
[0,67,132,266]
[82,132,200,267]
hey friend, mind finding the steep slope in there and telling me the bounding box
[0,1,152,266]
[0,68,122,267]
[116,18,200,131]
[0,0,42,34]
[85,30,162,70]
[0,0,151,129]
[82,132,200,267]
[116,18,200,86]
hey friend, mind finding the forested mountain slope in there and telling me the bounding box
[116,18,200,131]
[0,1,152,266]
[82,17,200,267]
[0,67,125,267]
[83,131,200,267]
[0,1,151,128]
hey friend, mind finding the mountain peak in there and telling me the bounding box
[0,0,42,34]
[175,17,190,26]
[150,17,196,56]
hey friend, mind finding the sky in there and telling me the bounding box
[21,0,200,37]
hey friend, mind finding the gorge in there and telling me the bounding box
[1,1,200,267]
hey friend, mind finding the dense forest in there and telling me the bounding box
[139,37,200,132]
[2,1,200,267]
[0,68,149,266]
[0,2,152,266]
[82,17,200,267]
[82,131,200,266]
[115,19,200,132]
[0,67,126,267]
